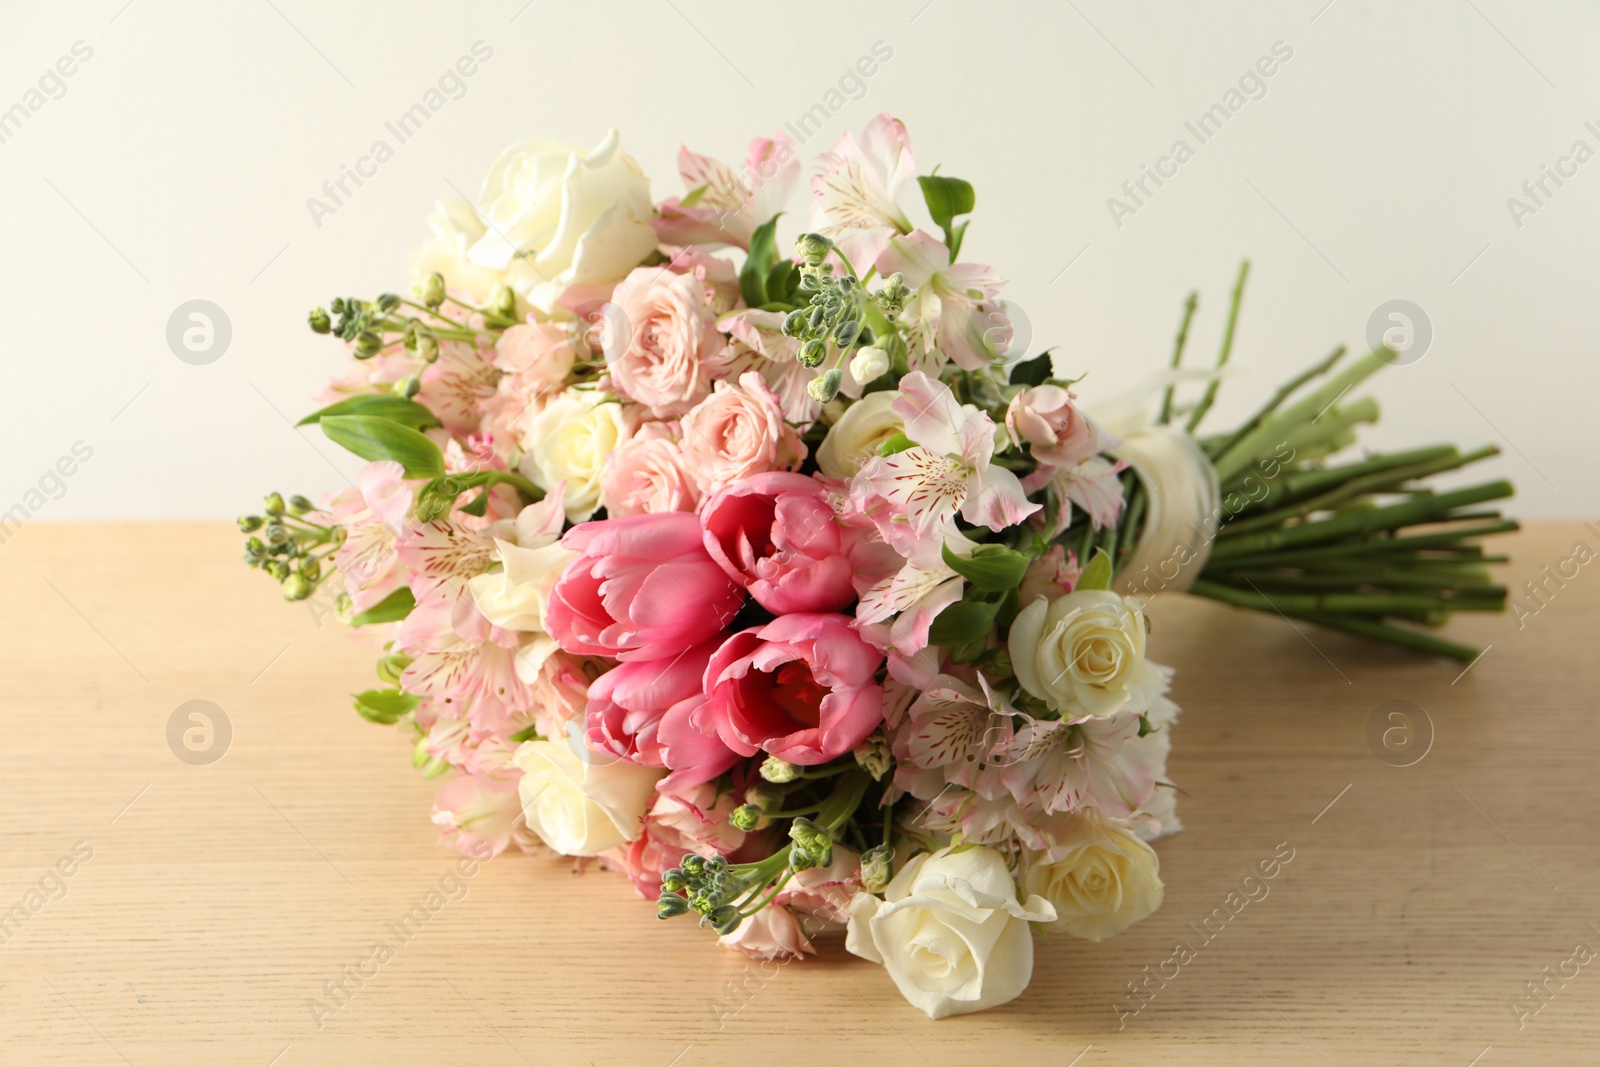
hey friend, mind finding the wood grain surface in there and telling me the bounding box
[1,522,1595,1066]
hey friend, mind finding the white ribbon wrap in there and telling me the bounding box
[1112,427,1221,598]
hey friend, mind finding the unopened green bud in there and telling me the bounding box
[807,369,842,404]
[282,574,312,601]
[417,334,440,364]
[308,307,332,334]
[392,375,422,400]
[796,232,831,265]
[788,817,834,869]
[760,756,800,783]
[708,904,742,935]
[355,331,383,358]
[680,854,708,877]
[299,559,321,582]
[288,494,315,515]
[265,560,289,581]
[781,309,807,336]
[833,318,861,347]
[421,271,447,309]
[798,339,827,368]
[656,893,690,919]
[860,843,893,893]
[375,293,401,313]
[807,305,826,332]
[265,522,289,545]
[729,805,762,832]
[788,844,817,872]
[238,515,264,533]
[245,536,265,557]
[489,285,518,320]
[263,492,286,516]
[661,867,689,893]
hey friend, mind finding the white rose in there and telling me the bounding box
[816,390,904,480]
[1022,815,1164,942]
[468,130,659,312]
[467,536,576,680]
[517,389,631,522]
[1008,589,1159,718]
[411,196,504,304]
[512,738,663,856]
[846,845,1055,1019]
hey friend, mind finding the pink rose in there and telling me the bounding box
[701,472,860,615]
[1005,384,1099,468]
[608,266,723,417]
[717,904,815,960]
[585,639,719,766]
[599,422,699,517]
[697,614,884,765]
[545,512,745,662]
[680,371,805,493]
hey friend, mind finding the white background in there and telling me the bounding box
[1,0,1593,520]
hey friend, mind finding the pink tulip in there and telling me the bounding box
[696,613,884,765]
[585,639,720,767]
[701,472,861,615]
[546,513,745,662]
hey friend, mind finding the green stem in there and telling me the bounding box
[1158,291,1198,426]
[1208,344,1345,460]
[1185,260,1249,434]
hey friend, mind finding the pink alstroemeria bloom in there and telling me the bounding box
[654,133,801,250]
[326,460,413,612]
[431,773,534,858]
[852,371,1040,538]
[877,229,1011,375]
[696,614,885,766]
[545,512,745,662]
[396,591,529,735]
[1025,455,1129,534]
[810,113,916,269]
[701,472,865,616]
[998,709,1160,819]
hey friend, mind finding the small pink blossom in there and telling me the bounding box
[325,460,414,612]
[655,133,801,250]
[778,845,862,924]
[717,904,815,960]
[608,266,723,417]
[545,512,745,662]
[1018,545,1081,606]
[1006,385,1103,469]
[876,230,1009,374]
[431,773,534,858]
[679,371,806,493]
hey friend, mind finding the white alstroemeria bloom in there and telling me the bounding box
[846,845,1055,1019]
[878,229,1011,375]
[851,371,1039,537]
[809,113,916,268]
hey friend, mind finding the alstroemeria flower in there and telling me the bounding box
[878,229,1011,374]
[655,133,801,250]
[809,113,915,268]
[851,371,1039,537]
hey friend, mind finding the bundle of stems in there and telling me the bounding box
[1101,263,1514,662]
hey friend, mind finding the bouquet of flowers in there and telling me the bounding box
[241,115,1513,1018]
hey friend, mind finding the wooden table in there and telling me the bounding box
[2,522,1594,1066]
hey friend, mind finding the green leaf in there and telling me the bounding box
[1077,547,1114,591]
[321,414,445,478]
[297,394,441,429]
[349,586,415,626]
[878,432,917,457]
[942,542,1030,593]
[917,175,976,261]
[929,599,1001,648]
[353,687,420,725]
[678,184,708,209]
[765,258,800,307]
[1009,350,1054,387]
[1137,713,1156,738]
[740,214,783,309]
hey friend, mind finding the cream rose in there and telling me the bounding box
[1008,589,1158,718]
[517,389,631,522]
[1022,815,1164,942]
[411,196,504,303]
[846,845,1055,1019]
[512,738,663,856]
[816,390,903,480]
[467,131,659,312]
